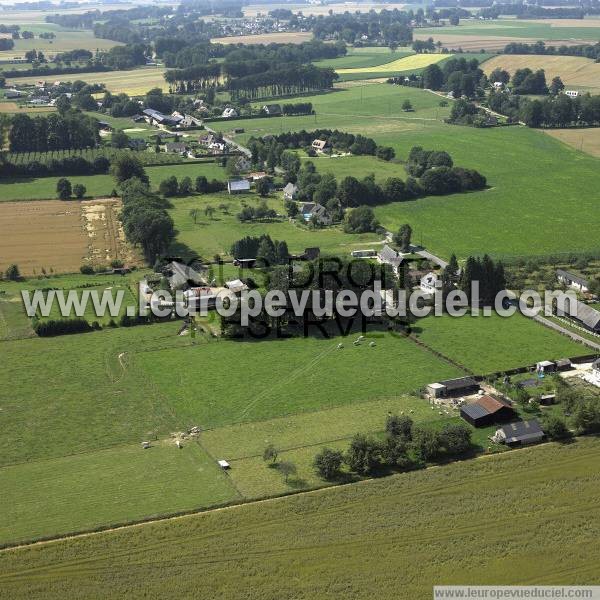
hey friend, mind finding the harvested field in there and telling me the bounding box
[211,31,313,45]
[483,54,600,93]
[544,128,600,158]
[0,102,55,114]
[0,198,138,275]
[336,53,451,74]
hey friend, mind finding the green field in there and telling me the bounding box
[0,162,227,201]
[315,46,413,70]
[419,17,600,42]
[413,313,590,373]
[169,192,381,258]
[2,438,600,598]
[0,441,239,545]
[222,84,600,260]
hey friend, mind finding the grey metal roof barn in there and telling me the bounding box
[565,300,600,332]
[495,419,544,446]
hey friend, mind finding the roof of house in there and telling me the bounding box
[263,103,282,114]
[165,142,186,151]
[228,179,250,191]
[461,395,512,421]
[497,419,543,444]
[378,245,402,266]
[438,376,478,391]
[284,182,298,195]
[225,279,248,293]
[556,269,589,288]
[164,261,206,289]
[567,300,600,330]
[312,139,328,149]
[300,202,315,213]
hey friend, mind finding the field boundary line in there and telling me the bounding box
[1,436,594,553]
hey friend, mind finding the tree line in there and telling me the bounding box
[0,155,109,179]
[8,111,99,152]
[503,41,600,62]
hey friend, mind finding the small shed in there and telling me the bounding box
[536,360,556,374]
[555,358,572,372]
[217,459,230,469]
[493,419,544,447]
[228,179,250,194]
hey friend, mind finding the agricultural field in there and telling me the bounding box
[211,32,313,45]
[225,83,600,260]
[5,66,168,95]
[545,127,600,158]
[2,438,600,598]
[418,17,600,46]
[413,312,590,374]
[0,162,227,202]
[0,30,121,61]
[335,53,452,76]
[315,46,413,70]
[0,198,138,276]
[483,54,600,93]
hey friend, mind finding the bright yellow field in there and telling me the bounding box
[336,53,452,74]
[211,32,313,45]
[484,54,600,93]
[7,67,168,96]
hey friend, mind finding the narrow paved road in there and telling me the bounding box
[534,315,600,351]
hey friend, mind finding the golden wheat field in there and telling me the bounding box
[483,54,600,93]
[336,53,452,74]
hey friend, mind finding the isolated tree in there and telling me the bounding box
[394,223,412,253]
[544,416,572,440]
[343,206,378,234]
[550,76,565,96]
[56,178,72,200]
[255,178,271,197]
[111,153,148,186]
[73,184,86,199]
[278,461,297,483]
[5,264,20,281]
[313,448,344,480]
[204,205,215,219]
[402,99,413,112]
[111,129,130,149]
[263,443,278,464]
[189,208,199,224]
[159,176,179,197]
[179,176,193,195]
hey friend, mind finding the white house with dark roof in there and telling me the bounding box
[228,179,250,194]
[222,107,238,118]
[283,182,299,200]
[377,245,403,275]
[556,269,589,293]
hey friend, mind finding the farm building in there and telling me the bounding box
[283,182,299,200]
[352,249,377,258]
[233,258,257,268]
[222,107,238,118]
[225,279,249,294]
[555,358,572,371]
[556,269,589,293]
[427,376,479,398]
[164,142,187,154]
[492,419,544,447]
[536,360,556,374]
[262,104,282,116]
[563,300,600,333]
[228,179,251,194]
[377,245,403,275]
[311,139,330,152]
[460,395,515,427]
[164,261,207,290]
[4,88,23,99]
[143,108,181,128]
[565,90,579,98]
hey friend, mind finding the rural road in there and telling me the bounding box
[203,124,252,157]
[534,314,600,351]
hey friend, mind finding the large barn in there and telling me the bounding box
[460,395,515,427]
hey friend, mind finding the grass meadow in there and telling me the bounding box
[222,84,600,260]
[2,438,600,598]
[413,313,589,373]
[0,162,227,201]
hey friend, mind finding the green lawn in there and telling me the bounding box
[413,312,589,374]
[169,192,381,259]
[2,438,600,598]
[0,441,239,545]
[314,46,413,70]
